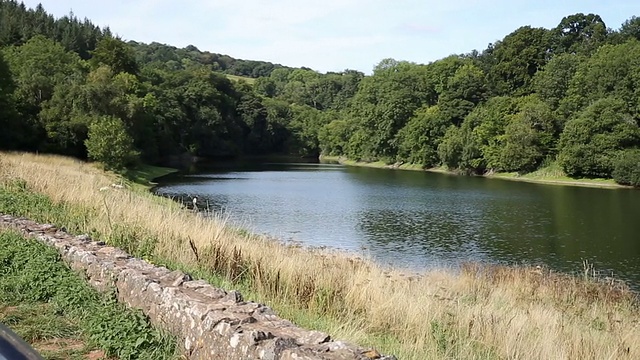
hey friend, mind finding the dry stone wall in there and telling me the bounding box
[0,214,396,360]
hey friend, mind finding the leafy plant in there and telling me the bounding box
[85,115,140,171]
[612,149,640,186]
[0,230,177,360]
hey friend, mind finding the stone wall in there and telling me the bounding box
[0,214,395,360]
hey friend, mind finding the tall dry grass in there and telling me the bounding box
[1,152,639,359]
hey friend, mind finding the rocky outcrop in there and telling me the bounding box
[0,214,395,360]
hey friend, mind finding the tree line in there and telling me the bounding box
[314,14,640,186]
[0,0,357,170]
[1,1,639,186]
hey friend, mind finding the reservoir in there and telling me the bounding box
[154,162,640,289]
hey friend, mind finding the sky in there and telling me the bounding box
[19,0,640,74]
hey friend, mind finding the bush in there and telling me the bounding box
[85,115,139,171]
[558,98,640,177]
[613,149,640,186]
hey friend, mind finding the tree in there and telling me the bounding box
[288,104,333,157]
[90,37,139,75]
[438,63,488,125]
[437,120,484,173]
[2,35,84,115]
[237,90,270,153]
[533,53,585,111]
[254,77,277,97]
[344,59,433,161]
[85,115,139,170]
[468,96,520,171]
[0,51,18,149]
[558,98,640,177]
[618,16,640,42]
[424,55,467,101]
[551,13,608,55]
[396,106,449,167]
[499,96,557,172]
[262,98,293,153]
[319,119,352,156]
[562,40,640,119]
[612,149,640,186]
[437,125,464,169]
[486,26,551,96]
[2,35,85,150]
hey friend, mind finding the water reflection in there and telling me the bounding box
[155,163,640,289]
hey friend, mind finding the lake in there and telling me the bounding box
[154,162,640,289]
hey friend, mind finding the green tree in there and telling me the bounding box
[254,77,277,97]
[0,51,18,149]
[558,98,640,177]
[288,105,333,157]
[533,53,585,111]
[2,35,84,116]
[486,26,551,96]
[438,63,488,125]
[563,40,640,119]
[618,16,640,42]
[319,119,352,156]
[90,37,139,74]
[424,55,467,101]
[437,120,484,173]
[499,96,557,172]
[2,35,85,151]
[345,59,433,161]
[85,115,139,170]
[551,13,608,55]
[468,96,520,171]
[396,106,449,167]
[612,149,640,186]
[262,98,293,153]
[437,125,464,169]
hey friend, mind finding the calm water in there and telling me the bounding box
[154,162,640,289]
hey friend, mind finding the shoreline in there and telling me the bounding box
[319,155,629,190]
[2,152,639,359]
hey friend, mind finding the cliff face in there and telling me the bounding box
[0,214,394,360]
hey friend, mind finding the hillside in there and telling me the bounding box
[0,1,639,185]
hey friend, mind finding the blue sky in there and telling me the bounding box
[20,0,640,73]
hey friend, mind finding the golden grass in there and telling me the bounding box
[1,152,639,359]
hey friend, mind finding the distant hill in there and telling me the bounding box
[128,41,292,78]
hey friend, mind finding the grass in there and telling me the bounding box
[124,164,178,187]
[491,162,622,188]
[0,230,178,360]
[321,155,627,189]
[1,152,639,359]
[225,74,257,84]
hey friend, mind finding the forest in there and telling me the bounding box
[1,0,640,186]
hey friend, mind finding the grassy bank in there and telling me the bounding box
[124,164,178,188]
[1,152,639,359]
[0,230,177,360]
[321,155,626,189]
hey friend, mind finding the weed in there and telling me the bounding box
[0,230,178,360]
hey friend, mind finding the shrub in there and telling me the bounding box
[85,115,139,171]
[612,149,640,186]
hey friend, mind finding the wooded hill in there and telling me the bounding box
[1,0,639,185]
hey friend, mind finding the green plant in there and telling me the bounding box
[612,149,640,186]
[85,115,140,171]
[0,230,178,360]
